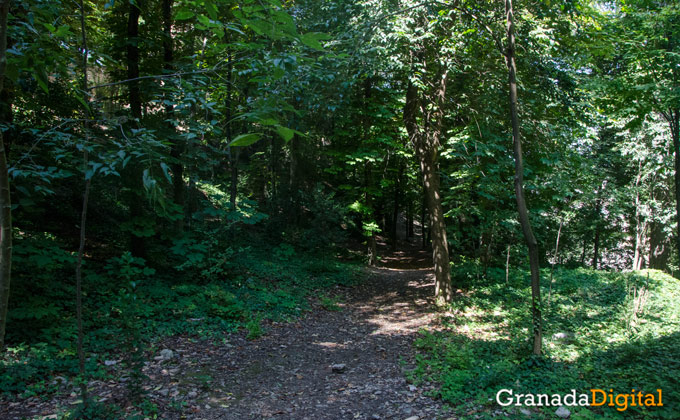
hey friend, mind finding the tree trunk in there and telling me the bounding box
[505,0,541,355]
[364,162,377,265]
[505,245,510,284]
[482,224,495,277]
[407,201,414,239]
[288,134,299,222]
[633,159,643,270]
[550,219,563,286]
[225,51,237,210]
[421,184,427,249]
[127,0,145,257]
[391,162,403,251]
[362,79,377,264]
[649,221,669,270]
[420,146,452,303]
[0,0,12,351]
[548,219,563,304]
[75,0,90,405]
[404,70,453,304]
[230,148,239,210]
[581,236,587,267]
[592,225,600,270]
[163,0,184,232]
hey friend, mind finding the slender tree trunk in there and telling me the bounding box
[229,148,239,210]
[364,162,377,265]
[75,162,91,406]
[163,0,184,232]
[391,162,403,251]
[548,219,563,304]
[222,50,237,210]
[505,245,510,284]
[633,159,643,270]
[288,134,299,222]
[362,79,377,264]
[127,0,145,257]
[407,201,414,239]
[581,237,587,267]
[505,0,541,355]
[550,219,563,285]
[75,0,90,404]
[483,224,495,277]
[0,0,12,351]
[592,226,600,270]
[421,184,427,249]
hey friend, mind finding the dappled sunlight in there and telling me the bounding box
[313,341,347,349]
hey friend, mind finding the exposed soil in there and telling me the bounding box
[2,243,452,420]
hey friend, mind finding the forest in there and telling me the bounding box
[0,0,679,419]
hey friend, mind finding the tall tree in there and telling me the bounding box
[403,51,453,304]
[504,0,542,355]
[0,0,11,350]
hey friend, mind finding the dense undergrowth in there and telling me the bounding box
[411,266,680,420]
[0,181,361,405]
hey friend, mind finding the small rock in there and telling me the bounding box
[104,360,117,366]
[160,349,174,360]
[371,415,381,420]
[552,332,573,341]
[520,408,532,416]
[187,391,198,399]
[555,406,570,418]
[331,363,346,373]
[408,385,417,392]
[404,416,419,420]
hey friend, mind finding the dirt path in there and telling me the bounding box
[150,257,450,420]
[2,248,452,420]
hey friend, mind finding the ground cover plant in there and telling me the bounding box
[0,180,361,416]
[411,266,680,419]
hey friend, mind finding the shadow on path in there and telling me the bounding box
[152,253,450,420]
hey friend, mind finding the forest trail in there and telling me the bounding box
[149,248,450,420]
[2,246,452,420]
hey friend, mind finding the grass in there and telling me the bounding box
[410,266,680,420]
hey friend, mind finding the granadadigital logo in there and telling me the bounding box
[496,388,663,412]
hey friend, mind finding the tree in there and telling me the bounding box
[504,0,542,355]
[0,0,11,350]
[401,5,455,304]
[602,1,680,269]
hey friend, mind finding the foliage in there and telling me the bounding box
[0,238,361,398]
[411,266,680,419]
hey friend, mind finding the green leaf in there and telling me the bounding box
[160,162,172,182]
[276,126,294,142]
[197,14,211,27]
[299,32,327,51]
[175,10,195,20]
[34,71,48,93]
[229,133,262,147]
